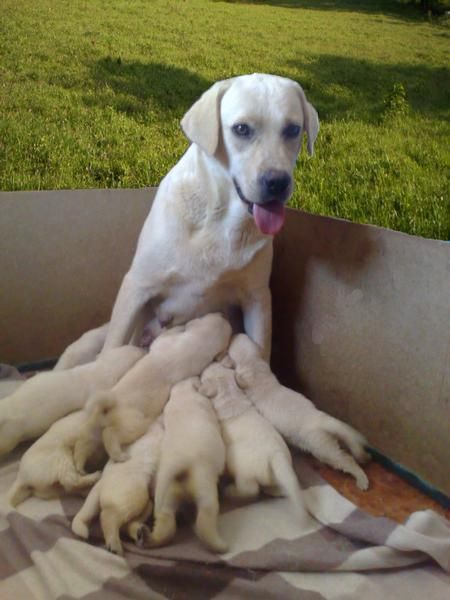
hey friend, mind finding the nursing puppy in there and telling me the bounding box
[228,334,370,490]
[86,313,232,462]
[200,361,308,520]
[72,418,164,556]
[0,346,145,457]
[150,377,227,553]
[54,323,109,370]
[8,406,106,507]
[58,74,320,364]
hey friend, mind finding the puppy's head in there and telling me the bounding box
[186,313,232,349]
[181,73,319,236]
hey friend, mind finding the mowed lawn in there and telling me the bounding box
[0,0,449,238]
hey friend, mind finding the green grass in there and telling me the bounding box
[0,0,449,239]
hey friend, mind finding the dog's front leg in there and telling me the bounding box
[242,287,272,362]
[102,272,156,351]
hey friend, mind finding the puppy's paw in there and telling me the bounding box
[105,540,124,556]
[355,470,369,491]
[72,517,89,540]
[205,536,228,554]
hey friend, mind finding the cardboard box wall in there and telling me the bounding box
[0,188,449,494]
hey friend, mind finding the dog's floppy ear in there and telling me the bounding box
[181,79,235,156]
[295,82,320,156]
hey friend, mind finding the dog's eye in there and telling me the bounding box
[232,123,253,138]
[283,123,301,139]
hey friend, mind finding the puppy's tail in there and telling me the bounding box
[8,478,32,507]
[270,452,309,523]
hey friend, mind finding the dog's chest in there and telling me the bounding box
[153,226,269,321]
[155,272,239,324]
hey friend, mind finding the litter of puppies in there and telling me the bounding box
[2,313,369,554]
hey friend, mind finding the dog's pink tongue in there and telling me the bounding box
[253,202,286,236]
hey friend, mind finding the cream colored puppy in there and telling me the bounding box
[72,418,164,556]
[0,346,145,457]
[200,361,308,520]
[58,74,320,366]
[150,377,227,553]
[54,323,109,370]
[86,313,232,462]
[228,334,370,490]
[8,406,106,507]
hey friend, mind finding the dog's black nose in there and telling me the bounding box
[259,170,291,202]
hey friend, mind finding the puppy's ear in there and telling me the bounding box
[295,82,320,156]
[181,79,235,156]
[198,380,217,399]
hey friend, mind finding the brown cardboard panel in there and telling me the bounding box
[0,188,155,363]
[271,210,450,494]
[0,188,448,493]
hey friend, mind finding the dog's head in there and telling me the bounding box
[181,73,319,235]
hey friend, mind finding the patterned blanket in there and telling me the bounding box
[1,371,449,600]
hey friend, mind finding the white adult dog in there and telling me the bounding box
[228,334,370,490]
[72,417,164,556]
[0,346,145,457]
[56,73,319,368]
[200,361,308,521]
[8,407,106,506]
[86,314,232,462]
[150,377,227,553]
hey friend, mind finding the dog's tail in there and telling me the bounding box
[270,452,309,523]
[8,477,32,507]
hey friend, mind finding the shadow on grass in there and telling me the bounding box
[216,0,423,21]
[87,55,449,125]
[288,54,450,122]
[86,59,212,118]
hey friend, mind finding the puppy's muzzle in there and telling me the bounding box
[258,170,292,204]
